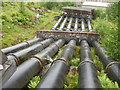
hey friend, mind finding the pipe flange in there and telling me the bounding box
[51,59,69,68]
[31,55,43,69]
[7,53,19,65]
[77,60,96,70]
[105,61,120,72]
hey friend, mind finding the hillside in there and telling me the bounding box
[1,2,59,49]
[1,2,120,89]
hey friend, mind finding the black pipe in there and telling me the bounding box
[36,40,76,88]
[1,38,43,55]
[78,40,101,88]
[0,50,16,86]
[87,18,93,32]
[3,39,65,88]
[1,38,53,87]
[58,16,68,31]
[92,40,120,86]
[7,38,54,63]
[66,17,73,31]
[81,18,86,32]
[51,16,64,30]
[74,17,78,31]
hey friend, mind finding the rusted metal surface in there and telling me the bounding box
[62,7,94,17]
[36,30,99,42]
[36,40,76,88]
[3,39,65,88]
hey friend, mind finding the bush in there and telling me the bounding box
[97,71,119,88]
[93,8,106,19]
[2,14,7,20]
[41,2,76,11]
[106,2,119,23]
[93,18,119,61]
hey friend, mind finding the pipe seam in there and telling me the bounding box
[105,61,120,72]
[7,53,19,65]
[51,59,69,67]
[31,55,43,69]
[78,60,96,70]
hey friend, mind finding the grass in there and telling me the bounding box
[1,2,119,89]
[1,2,59,49]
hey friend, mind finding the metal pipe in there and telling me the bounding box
[1,38,43,55]
[36,40,76,88]
[81,18,86,32]
[7,38,54,63]
[3,39,65,88]
[66,17,73,31]
[92,40,120,86]
[1,38,54,86]
[78,40,101,88]
[74,17,78,31]
[58,16,68,31]
[87,18,93,32]
[51,16,64,30]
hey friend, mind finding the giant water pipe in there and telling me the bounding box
[91,40,120,86]
[2,38,54,86]
[66,17,73,31]
[1,38,43,55]
[74,17,78,31]
[3,39,65,88]
[58,16,68,31]
[51,16,64,30]
[36,40,76,88]
[78,40,101,88]
[81,18,86,32]
[87,18,93,32]
[7,38,54,63]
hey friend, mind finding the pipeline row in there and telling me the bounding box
[1,38,120,88]
[51,14,93,32]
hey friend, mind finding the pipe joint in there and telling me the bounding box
[105,61,120,73]
[7,53,19,65]
[51,59,69,68]
[78,59,96,70]
[31,55,43,69]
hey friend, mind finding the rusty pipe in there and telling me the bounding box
[36,40,76,88]
[3,39,65,88]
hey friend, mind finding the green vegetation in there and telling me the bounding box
[97,71,119,88]
[27,76,41,88]
[1,2,119,89]
[1,2,58,49]
[93,2,119,62]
